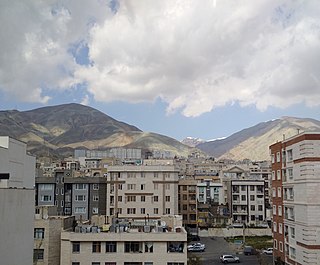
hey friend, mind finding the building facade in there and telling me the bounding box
[0,136,36,265]
[270,132,320,265]
[106,165,179,220]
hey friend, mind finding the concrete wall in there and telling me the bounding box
[199,227,272,238]
[0,188,34,265]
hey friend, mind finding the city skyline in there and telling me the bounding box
[1,0,320,141]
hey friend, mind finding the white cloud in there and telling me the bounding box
[1,0,320,116]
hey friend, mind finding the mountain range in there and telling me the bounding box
[194,116,320,161]
[0,103,196,159]
[1,103,319,161]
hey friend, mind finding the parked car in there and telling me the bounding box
[187,242,205,252]
[243,245,255,255]
[220,254,240,263]
[263,248,273,255]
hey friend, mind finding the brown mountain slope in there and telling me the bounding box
[0,103,196,158]
[197,116,320,161]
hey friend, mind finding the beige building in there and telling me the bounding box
[61,216,187,265]
[106,165,179,220]
[0,136,36,265]
[34,206,75,265]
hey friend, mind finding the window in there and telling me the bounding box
[288,168,293,179]
[273,222,277,232]
[273,205,276,215]
[277,170,281,180]
[251,205,255,211]
[33,249,44,261]
[92,263,100,265]
[127,208,136,214]
[141,184,145,190]
[118,184,123,190]
[271,154,275,163]
[75,207,86,214]
[72,263,80,265]
[75,195,86,201]
[93,207,99,214]
[93,184,99,190]
[250,195,255,201]
[72,242,80,253]
[167,263,184,265]
[61,188,64,195]
[279,242,283,252]
[272,171,275,181]
[61,200,64,207]
[141,195,146,202]
[241,186,246,191]
[278,206,282,216]
[128,184,136,190]
[40,195,52,202]
[165,184,170,190]
[40,184,54,190]
[279,223,283,234]
[290,227,295,238]
[93,195,99,201]
[34,228,45,239]
[250,186,255,191]
[166,196,170,202]
[118,196,122,202]
[154,208,158,214]
[153,196,158,202]
[145,263,153,265]
[75,184,87,190]
[105,263,116,265]
[127,196,136,202]
[125,242,142,253]
[166,208,171,214]
[182,194,187,200]
[276,152,280,162]
[287,149,293,161]
[272,188,276,197]
[154,173,158,178]
[106,241,117,252]
[92,242,101,253]
[274,239,278,249]
[141,208,146,214]
[258,205,263,211]
[241,195,246,201]
[145,242,153,253]
[56,187,59,195]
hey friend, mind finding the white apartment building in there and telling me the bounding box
[280,133,320,265]
[106,165,179,219]
[231,180,266,226]
[197,181,224,205]
[61,216,187,265]
[0,136,36,265]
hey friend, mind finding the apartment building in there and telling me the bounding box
[36,170,107,220]
[230,180,266,226]
[178,178,197,227]
[0,136,36,265]
[270,132,320,265]
[61,216,187,265]
[34,206,75,265]
[106,165,179,220]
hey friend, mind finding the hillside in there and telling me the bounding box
[196,117,320,161]
[0,103,196,158]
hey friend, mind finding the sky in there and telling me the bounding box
[1,0,320,141]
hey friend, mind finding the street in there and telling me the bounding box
[188,237,273,265]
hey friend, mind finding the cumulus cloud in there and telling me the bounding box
[1,0,320,116]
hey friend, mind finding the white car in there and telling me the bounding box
[263,248,273,255]
[220,254,240,263]
[187,242,205,252]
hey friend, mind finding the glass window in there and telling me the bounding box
[72,242,80,253]
[92,242,101,253]
[33,249,44,261]
[106,242,117,253]
[34,228,45,239]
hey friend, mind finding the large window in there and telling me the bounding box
[72,242,80,253]
[40,195,52,202]
[75,195,86,201]
[40,184,54,190]
[92,242,101,253]
[125,242,142,253]
[145,242,153,253]
[106,242,117,253]
[75,207,86,214]
[34,228,45,239]
[75,184,87,190]
[33,249,44,261]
